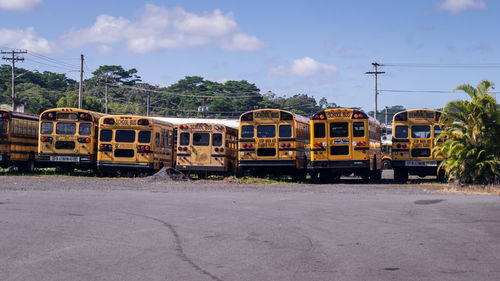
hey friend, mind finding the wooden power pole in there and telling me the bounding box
[1,49,27,112]
[78,54,84,109]
[365,62,385,120]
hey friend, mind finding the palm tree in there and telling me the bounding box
[436,80,500,184]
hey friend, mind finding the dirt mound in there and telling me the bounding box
[143,167,190,182]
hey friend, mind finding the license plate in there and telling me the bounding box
[405,161,437,167]
[50,156,79,162]
[334,139,349,144]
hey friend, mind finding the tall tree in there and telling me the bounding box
[436,80,500,184]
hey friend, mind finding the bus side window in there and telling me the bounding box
[167,130,173,147]
[156,132,160,146]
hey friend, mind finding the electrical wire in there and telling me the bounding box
[382,63,500,68]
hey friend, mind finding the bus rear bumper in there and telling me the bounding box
[97,161,154,169]
[310,160,370,170]
[238,160,296,167]
[38,154,94,164]
[391,160,441,176]
[176,165,226,172]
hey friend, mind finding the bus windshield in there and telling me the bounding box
[56,122,76,135]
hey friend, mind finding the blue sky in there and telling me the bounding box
[0,0,498,113]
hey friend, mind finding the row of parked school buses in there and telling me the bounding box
[0,107,445,182]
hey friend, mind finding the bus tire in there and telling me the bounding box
[382,159,392,170]
[394,168,408,183]
[17,154,35,173]
[370,169,382,182]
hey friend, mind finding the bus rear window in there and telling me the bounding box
[434,126,444,137]
[313,123,325,138]
[353,122,365,137]
[100,130,112,142]
[411,126,430,138]
[330,122,348,138]
[180,132,190,145]
[395,125,408,138]
[41,122,53,134]
[241,125,254,138]
[56,122,76,135]
[279,125,292,138]
[212,133,222,146]
[79,123,92,135]
[257,125,275,138]
[193,133,209,146]
[116,130,135,142]
[138,131,151,143]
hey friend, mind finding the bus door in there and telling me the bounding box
[113,129,137,164]
[328,121,351,161]
[256,124,277,160]
[191,131,211,165]
[277,123,294,161]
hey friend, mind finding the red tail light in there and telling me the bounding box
[397,144,401,148]
[286,143,291,148]
[215,147,219,152]
[402,144,407,149]
[248,143,253,148]
[86,138,90,143]
[183,147,188,151]
[219,148,224,152]
[243,143,248,148]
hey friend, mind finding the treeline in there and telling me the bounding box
[0,64,348,118]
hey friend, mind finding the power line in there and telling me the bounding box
[383,63,500,68]
[107,83,263,99]
[380,89,500,94]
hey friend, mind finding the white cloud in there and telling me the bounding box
[96,44,113,54]
[0,0,41,11]
[270,57,337,77]
[0,27,54,53]
[437,0,487,14]
[220,33,265,51]
[59,4,263,53]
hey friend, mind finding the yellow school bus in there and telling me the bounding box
[381,140,392,169]
[176,123,238,176]
[238,109,310,179]
[310,108,382,182]
[0,109,39,172]
[38,108,104,172]
[391,109,444,182]
[97,115,175,172]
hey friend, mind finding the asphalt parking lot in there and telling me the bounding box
[0,174,499,281]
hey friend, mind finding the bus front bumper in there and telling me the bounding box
[97,161,154,169]
[310,160,370,169]
[238,160,296,167]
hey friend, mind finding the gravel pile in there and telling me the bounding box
[143,167,190,182]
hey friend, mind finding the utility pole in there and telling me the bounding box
[146,91,150,117]
[1,49,27,112]
[385,106,389,137]
[104,74,108,114]
[365,62,385,120]
[78,54,84,109]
